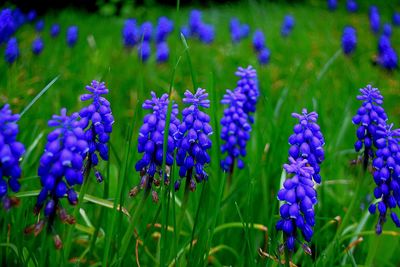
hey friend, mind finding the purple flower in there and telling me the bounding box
[11,8,26,29]
[66,26,78,47]
[377,36,398,71]
[5,37,19,64]
[134,92,180,196]
[32,37,44,55]
[79,81,114,183]
[342,26,357,55]
[189,10,202,34]
[122,19,139,48]
[50,23,60,38]
[289,109,325,184]
[252,30,265,52]
[327,0,338,11]
[35,19,44,32]
[36,108,88,222]
[352,85,387,169]
[276,157,317,252]
[155,16,173,43]
[393,12,400,26]
[140,21,153,42]
[369,6,380,34]
[346,0,358,13]
[27,10,37,22]
[258,48,270,65]
[0,8,16,44]
[383,24,392,38]
[138,41,151,62]
[175,88,213,192]
[198,23,215,44]
[156,42,169,63]
[220,90,251,172]
[234,66,259,123]
[0,104,25,210]
[368,124,400,234]
[230,18,250,43]
[281,15,295,37]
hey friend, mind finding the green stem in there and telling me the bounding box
[63,164,92,261]
[119,191,149,263]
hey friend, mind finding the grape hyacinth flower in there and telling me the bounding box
[281,15,295,37]
[122,19,139,49]
[27,10,37,22]
[252,30,265,52]
[368,124,400,234]
[66,26,78,47]
[35,19,44,32]
[189,10,202,35]
[50,23,60,38]
[327,0,338,11]
[258,48,270,65]
[198,23,215,44]
[155,17,173,43]
[131,92,180,200]
[29,109,88,245]
[0,8,16,44]
[376,36,398,71]
[383,24,392,38]
[138,41,151,62]
[175,88,213,192]
[234,66,259,123]
[32,37,44,55]
[393,12,400,26]
[276,157,317,253]
[342,26,357,55]
[220,90,251,172]
[369,6,380,34]
[229,18,250,44]
[288,109,325,184]
[0,104,25,210]
[140,21,153,42]
[346,0,358,13]
[5,37,19,64]
[79,81,114,183]
[156,42,169,63]
[11,8,26,29]
[352,85,387,170]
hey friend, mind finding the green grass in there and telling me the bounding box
[1,1,400,266]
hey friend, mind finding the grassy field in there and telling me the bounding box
[1,1,400,266]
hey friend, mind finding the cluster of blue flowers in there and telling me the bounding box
[35,109,88,226]
[276,109,325,254]
[0,104,25,210]
[122,16,173,63]
[132,92,180,200]
[252,30,270,65]
[352,85,387,169]
[327,0,337,11]
[346,0,358,13]
[67,26,78,48]
[79,81,114,183]
[181,10,215,44]
[175,89,213,191]
[352,85,400,234]
[376,33,398,71]
[220,90,251,172]
[5,37,19,64]
[342,26,357,55]
[281,15,295,37]
[368,124,400,234]
[229,18,250,44]
[369,6,380,34]
[0,8,16,44]
[234,66,259,123]
[394,12,400,26]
